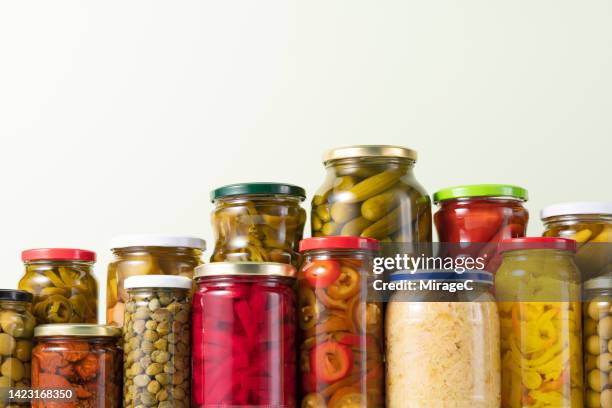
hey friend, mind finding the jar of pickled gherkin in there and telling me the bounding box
[583,275,612,408]
[123,275,192,408]
[312,145,431,242]
[19,248,98,325]
[386,271,500,407]
[298,237,383,408]
[192,262,296,408]
[106,235,205,326]
[31,324,122,408]
[495,237,583,408]
[210,183,307,266]
[542,202,612,280]
[0,289,35,404]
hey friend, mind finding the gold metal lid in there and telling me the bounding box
[195,262,296,278]
[323,145,418,164]
[34,324,122,338]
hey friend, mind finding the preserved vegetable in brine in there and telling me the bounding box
[312,145,431,243]
[298,237,384,407]
[19,249,98,325]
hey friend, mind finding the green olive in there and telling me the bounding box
[0,333,16,356]
[14,340,32,362]
[0,311,24,337]
[1,358,24,381]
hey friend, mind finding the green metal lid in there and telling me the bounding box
[211,183,306,202]
[433,184,528,203]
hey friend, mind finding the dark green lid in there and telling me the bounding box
[433,184,528,203]
[211,183,306,202]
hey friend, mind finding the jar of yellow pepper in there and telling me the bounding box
[495,237,583,408]
[542,202,612,280]
[18,248,98,325]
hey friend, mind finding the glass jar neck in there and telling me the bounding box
[214,194,304,206]
[112,246,202,258]
[0,300,31,312]
[127,287,189,296]
[303,248,374,260]
[439,196,524,207]
[25,260,94,269]
[502,248,574,259]
[38,336,118,345]
[325,157,414,172]
[543,214,612,227]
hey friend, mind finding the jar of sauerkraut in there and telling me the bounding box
[385,270,500,408]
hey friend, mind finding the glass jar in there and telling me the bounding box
[495,238,583,408]
[433,184,528,271]
[0,290,35,401]
[312,145,432,242]
[583,275,612,408]
[297,237,383,407]
[192,262,296,408]
[542,202,612,280]
[122,275,192,408]
[31,324,122,408]
[18,248,98,325]
[210,183,307,266]
[386,271,500,407]
[106,235,205,326]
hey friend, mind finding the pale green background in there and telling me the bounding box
[1,1,610,321]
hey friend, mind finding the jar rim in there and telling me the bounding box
[541,201,612,219]
[34,324,121,338]
[22,248,96,262]
[433,184,528,203]
[124,274,192,290]
[0,289,33,303]
[323,145,417,164]
[210,183,306,202]
[109,234,206,250]
[195,262,296,278]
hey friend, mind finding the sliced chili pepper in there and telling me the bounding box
[328,386,364,408]
[304,260,341,288]
[327,267,360,300]
[317,289,348,310]
[305,316,352,338]
[299,286,320,330]
[310,341,353,384]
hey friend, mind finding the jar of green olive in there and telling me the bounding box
[106,235,205,327]
[210,183,307,266]
[123,275,192,408]
[0,289,35,403]
[18,248,98,325]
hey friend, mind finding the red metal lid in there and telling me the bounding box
[299,237,379,252]
[22,248,96,262]
[499,237,576,253]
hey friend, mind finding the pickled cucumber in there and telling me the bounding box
[312,166,431,243]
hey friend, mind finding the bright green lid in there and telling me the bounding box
[433,184,528,203]
[211,183,306,202]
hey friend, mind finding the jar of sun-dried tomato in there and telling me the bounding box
[31,324,122,408]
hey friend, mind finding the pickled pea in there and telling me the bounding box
[312,148,431,243]
[19,259,97,325]
[210,184,307,266]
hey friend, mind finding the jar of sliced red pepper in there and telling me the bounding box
[433,184,529,270]
[298,237,384,408]
[192,262,296,408]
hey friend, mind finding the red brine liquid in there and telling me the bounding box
[192,275,296,407]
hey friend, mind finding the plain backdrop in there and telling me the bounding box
[1,1,611,321]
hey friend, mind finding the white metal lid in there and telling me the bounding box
[541,202,612,219]
[124,275,193,290]
[110,234,206,250]
[584,275,612,291]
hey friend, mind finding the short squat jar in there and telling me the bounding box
[19,248,98,325]
[106,235,205,326]
[31,324,122,408]
[210,183,307,266]
[0,290,35,396]
[122,275,192,408]
[542,202,612,280]
[192,262,297,408]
